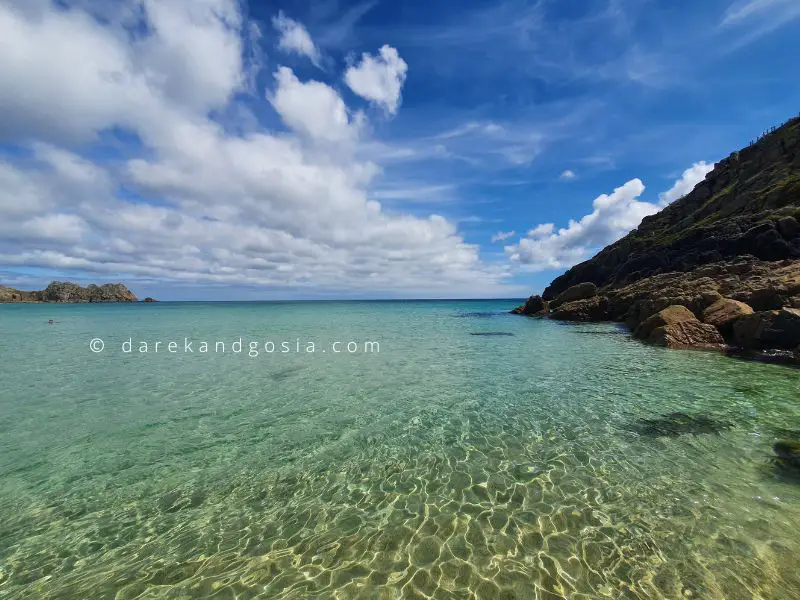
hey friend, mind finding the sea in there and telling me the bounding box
[0,300,799,599]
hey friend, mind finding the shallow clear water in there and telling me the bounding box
[0,300,799,599]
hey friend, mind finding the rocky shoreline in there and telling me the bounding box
[513,115,800,366]
[513,257,800,364]
[0,281,141,303]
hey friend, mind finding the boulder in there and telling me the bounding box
[550,296,609,322]
[634,305,697,340]
[549,282,598,310]
[777,216,800,240]
[733,308,800,349]
[648,321,725,349]
[511,295,546,316]
[701,298,754,331]
[143,297,157,303]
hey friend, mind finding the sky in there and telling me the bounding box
[0,0,798,300]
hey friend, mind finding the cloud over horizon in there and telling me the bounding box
[0,0,511,298]
[0,0,795,299]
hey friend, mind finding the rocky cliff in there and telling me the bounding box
[543,115,800,299]
[0,282,137,303]
[515,115,800,361]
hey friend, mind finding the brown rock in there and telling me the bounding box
[551,296,608,321]
[701,298,754,331]
[648,321,725,349]
[634,305,697,340]
[701,291,724,306]
[511,295,546,316]
[733,307,800,349]
[549,282,598,310]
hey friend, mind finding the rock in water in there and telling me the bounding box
[702,298,754,332]
[511,295,547,316]
[550,296,609,321]
[549,282,598,310]
[733,307,800,349]
[648,320,725,349]
[634,305,697,340]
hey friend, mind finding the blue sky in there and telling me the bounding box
[0,0,798,300]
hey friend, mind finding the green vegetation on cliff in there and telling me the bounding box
[543,115,800,300]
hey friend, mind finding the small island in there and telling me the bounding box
[0,281,143,303]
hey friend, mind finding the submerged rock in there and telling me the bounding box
[773,441,800,471]
[774,441,800,461]
[470,332,515,337]
[629,412,731,437]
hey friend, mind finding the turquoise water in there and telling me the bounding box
[0,300,799,599]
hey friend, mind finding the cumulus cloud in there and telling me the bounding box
[559,169,576,180]
[658,161,713,205]
[344,45,408,115]
[527,223,555,238]
[490,231,516,243]
[272,11,321,67]
[0,1,512,297]
[270,67,363,144]
[505,163,715,271]
[506,179,653,270]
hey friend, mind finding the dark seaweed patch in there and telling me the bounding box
[627,412,732,437]
[470,332,515,337]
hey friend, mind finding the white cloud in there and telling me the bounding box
[344,45,408,115]
[270,67,363,144]
[272,11,321,67]
[721,0,799,25]
[491,230,516,243]
[658,161,713,205]
[506,179,653,270]
[0,1,513,297]
[527,223,554,238]
[559,169,576,180]
[506,163,715,271]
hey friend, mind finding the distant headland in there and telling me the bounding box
[0,281,153,303]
